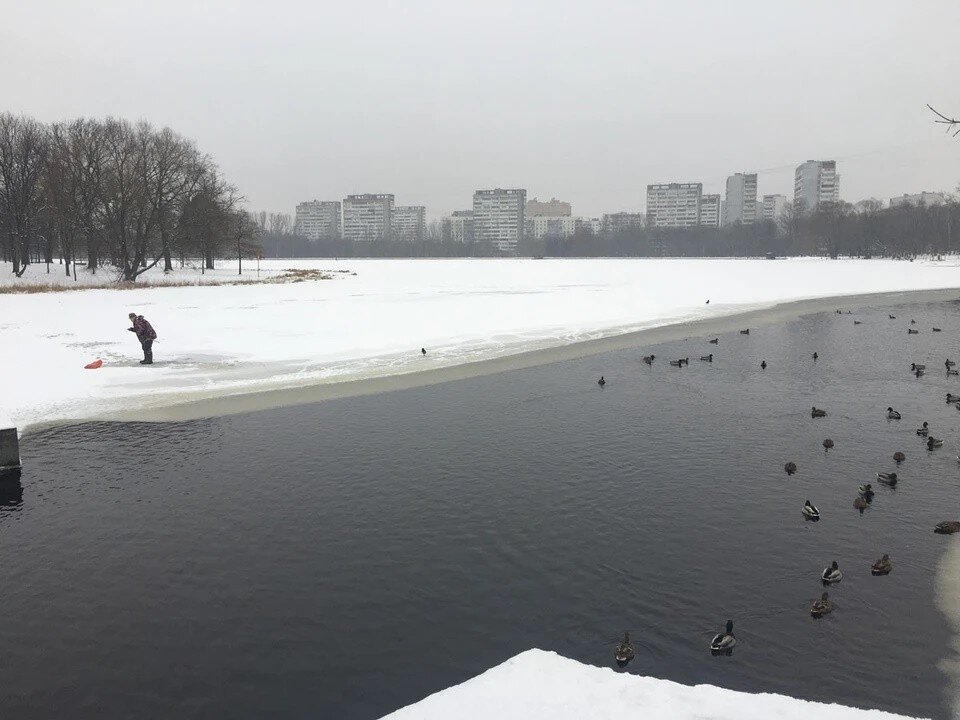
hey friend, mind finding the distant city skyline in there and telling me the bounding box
[8,2,957,220]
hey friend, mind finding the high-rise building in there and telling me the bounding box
[759,194,790,223]
[722,173,757,226]
[526,197,572,218]
[699,194,721,227]
[794,161,839,213]
[342,194,394,242]
[890,192,947,208]
[392,205,426,241]
[526,215,576,239]
[473,188,526,253]
[577,217,603,235]
[442,211,474,243]
[646,183,702,228]
[602,212,645,234]
[294,200,341,240]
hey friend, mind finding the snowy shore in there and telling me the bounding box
[4,256,960,433]
[381,649,926,719]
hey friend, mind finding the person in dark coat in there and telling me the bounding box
[128,313,157,364]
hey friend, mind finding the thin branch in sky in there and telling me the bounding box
[927,104,960,136]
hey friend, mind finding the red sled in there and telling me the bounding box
[84,359,103,370]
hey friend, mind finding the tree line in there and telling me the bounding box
[0,113,259,280]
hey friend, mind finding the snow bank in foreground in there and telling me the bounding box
[382,649,923,720]
[3,257,960,432]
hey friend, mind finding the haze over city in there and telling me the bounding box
[3,0,959,218]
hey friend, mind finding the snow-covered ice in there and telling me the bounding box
[381,649,925,719]
[3,256,960,432]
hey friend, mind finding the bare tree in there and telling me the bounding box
[0,114,50,276]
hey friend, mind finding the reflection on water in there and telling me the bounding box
[0,469,22,512]
[4,302,960,719]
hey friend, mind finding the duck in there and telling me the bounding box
[935,521,960,534]
[908,328,919,334]
[421,347,427,355]
[681,357,690,366]
[598,376,606,387]
[614,632,634,666]
[893,451,906,464]
[821,561,843,585]
[889,314,896,320]
[812,352,819,360]
[802,500,820,520]
[822,438,834,451]
[947,394,960,404]
[876,471,898,486]
[928,437,944,450]
[854,320,863,325]
[886,407,902,420]
[643,355,655,365]
[669,359,683,367]
[708,338,719,344]
[699,354,713,362]
[933,327,942,332]
[739,329,750,335]
[911,363,926,372]
[811,406,827,418]
[854,496,868,511]
[910,319,917,324]
[710,620,737,655]
[947,359,956,368]
[948,369,958,376]
[871,554,893,576]
[858,483,875,499]
[917,422,930,436]
[810,592,833,618]
[784,461,797,476]
[760,360,767,370]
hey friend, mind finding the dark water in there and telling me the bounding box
[3,302,960,719]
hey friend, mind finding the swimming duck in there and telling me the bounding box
[889,314,896,320]
[421,347,426,355]
[876,472,898,486]
[871,554,892,576]
[784,462,797,476]
[933,327,942,332]
[760,360,767,370]
[681,357,690,366]
[858,483,874,499]
[811,407,827,418]
[810,592,833,618]
[669,359,683,367]
[709,338,719,344]
[853,496,868,511]
[598,376,606,387]
[935,521,960,534]
[947,359,956,368]
[821,561,843,585]
[893,451,906,464]
[917,422,929,436]
[886,407,901,420]
[699,354,713,362]
[948,369,958,376]
[910,319,917,324]
[812,352,818,360]
[947,394,960,404]
[854,320,863,325]
[911,363,926,372]
[710,620,737,655]
[643,355,655,364]
[928,437,944,450]
[802,500,820,520]
[739,329,749,335]
[822,438,834,451]
[908,328,919,334]
[915,368,925,378]
[614,632,634,666]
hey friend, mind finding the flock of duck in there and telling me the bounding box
[609,309,960,667]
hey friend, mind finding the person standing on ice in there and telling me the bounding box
[128,312,157,365]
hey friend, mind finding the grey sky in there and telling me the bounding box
[3,0,959,219]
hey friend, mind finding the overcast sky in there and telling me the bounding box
[3,0,959,218]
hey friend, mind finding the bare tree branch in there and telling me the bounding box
[927,104,960,136]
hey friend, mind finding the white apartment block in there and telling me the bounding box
[473,188,526,253]
[890,192,947,208]
[646,183,702,228]
[794,161,839,212]
[342,194,394,242]
[393,205,426,241]
[602,212,645,234]
[527,215,576,239]
[294,200,341,240]
[442,211,474,243]
[722,173,757,226]
[526,197,572,217]
[576,217,603,235]
[699,194,721,227]
[759,194,790,223]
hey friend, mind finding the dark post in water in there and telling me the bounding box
[0,423,21,472]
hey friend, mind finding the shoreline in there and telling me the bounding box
[22,285,958,434]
